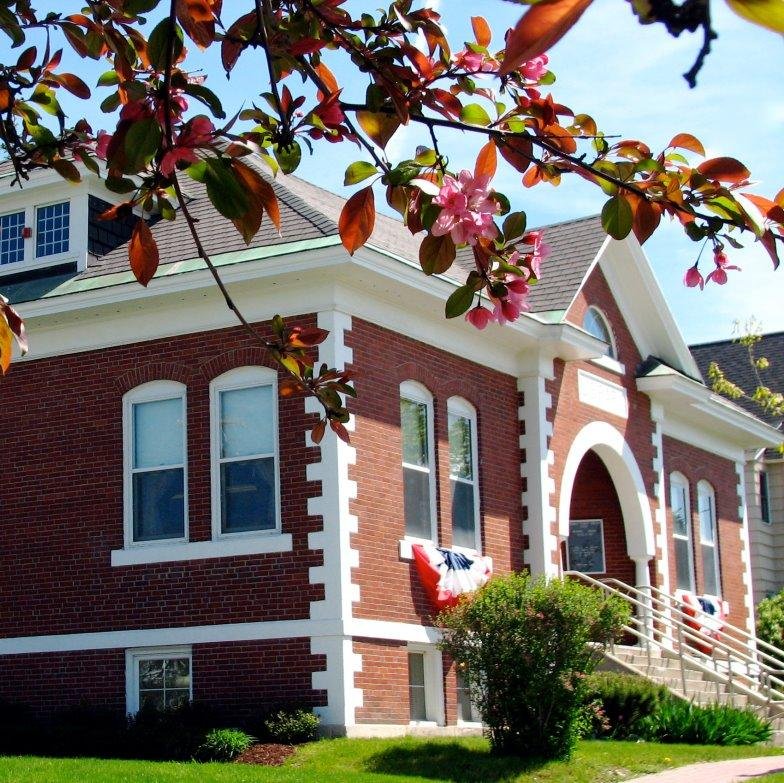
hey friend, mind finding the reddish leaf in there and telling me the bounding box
[498,135,533,174]
[52,72,91,99]
[0,298,27,374]
[311,418,326,445]
[761,229,781,270]
[129,220,159,287]
[221,12,256,73]
[330,419,351,444]
[229,159,273,243]
[356,111,400,149]
[419,233,456,275]
[627,193,661,244]
[474,140,497,180]
[0,319,11,375]
[338,186,375,255]
[176,0,216,49]
[741,192,784,224]
[776,188,784,208]
[16,46,36,71]
[279,378,302,398]
[0,88,10,113]
[52,158,81,183]
[668,133,705,156]
[315,62,338,99]
[500,0,593,76]
[287,327,330,349]
[471,16,491,47]
[697,157,751,184]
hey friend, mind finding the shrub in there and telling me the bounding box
[437,573,629,760]
[581,672,670,739]
[639,700,771,745]
[262,708,320,744]
[196,728,255,761]
[124,701,217,760]
[757,589,784,653]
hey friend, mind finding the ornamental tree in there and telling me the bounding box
[0,0,782,438]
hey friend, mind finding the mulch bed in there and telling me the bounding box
[235,743,296,766]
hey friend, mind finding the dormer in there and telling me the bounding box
[0,164,132,283]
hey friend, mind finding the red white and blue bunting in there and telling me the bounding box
[412,542,493,610]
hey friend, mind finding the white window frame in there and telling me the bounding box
[0,208,26,267]
[122,380,188,549]
[125,646,192,715]
[400,381,437,544]
[670,472,695,592]
[447,396,481,553]
[455,668,482,725]
[583,306,618,361]
[697,480,721,597]
[566,518,607,574]
[210,366,281,540]
[34,199,71,260]
[407,643,445,726]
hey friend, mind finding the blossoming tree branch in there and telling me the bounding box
[0,0,782,441]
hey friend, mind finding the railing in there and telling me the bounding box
[564,571,784,714]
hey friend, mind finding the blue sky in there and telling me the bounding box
[5,1,782,344]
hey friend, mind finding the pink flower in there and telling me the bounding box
[705,249,741,286]
[521,54,549,82]
[683,264,704,289]
[453,49,498,73]
[489,274,531,325]
[432,170,499,246]
[465,305,493,330]
[160,115,215,176]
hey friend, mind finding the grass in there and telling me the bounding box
[0,738,780,783]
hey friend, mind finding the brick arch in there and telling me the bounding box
[557,420,655,561]
[394,362,443,396]
[113,361,195,393]
[199,346,278,382]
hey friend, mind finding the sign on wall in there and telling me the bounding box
[567,518,606,574]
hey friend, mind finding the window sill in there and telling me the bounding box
[111,533,293,566]
[589,355,626,376]
[399,537,434,561]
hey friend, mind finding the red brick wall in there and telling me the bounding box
[0,317,324,638]
[353,638,410,724]
[662,436,749,629]
[567,450,635,584]
[347,318,523,626]
[549,266,660,580]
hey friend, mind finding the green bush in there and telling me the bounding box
[581,672,670,739]
[437,573,629,760]
[639,700,772,745]
[262,708,320,744]
[757,589,784,652]
[196,728,255,761]
[124,702,217,760]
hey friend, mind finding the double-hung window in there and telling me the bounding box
[36,201,70,257]
[0,210,25,266]
[670,472,695,591]
[210,367,279,536]
[698,481,721,595]
[400,381,436,540]
[123,381,187,545]
[448,397,480,550]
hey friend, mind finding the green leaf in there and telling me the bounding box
[460,103,492,127]
[684,222,706,242]
[601,195,633,240]
[147,18,183,73]
[503,211,527,242]
[97,70,120,87]
[344,160,378,186]
[123,117,162,172]
[183,83,225,119]
[273,141,301,175]
[100,92,121,113]
[105,175,137,194]
[414,147,437,166]
[445,284,476,318]
[204,157,250,220]
[30,85,61,117]
[592,161,619,196]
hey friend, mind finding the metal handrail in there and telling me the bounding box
[565,571,784,709]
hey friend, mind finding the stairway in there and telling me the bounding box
[565,571,784,745]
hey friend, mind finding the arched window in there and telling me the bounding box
[697,480,721,596]
[400,381,436,541]
[123,380,188,545]
[210,366,280,537]
[447,396,480,551]
[669,472,695,592]
[582,306,617,359]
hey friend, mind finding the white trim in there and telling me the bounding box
[407,643,445,726]
[590,354,626,376]
[400,381,438,543]
[736,461,757,635]
[566,518,607,574]
[650,407,671,595]
[669,471,696,592]
[209,366,281,538]
[697,480,721,596]
[577,369,629,419]
[125,645,192,715]
[122,380,188,548]
[447,396,481,552]
[111,533,293,566]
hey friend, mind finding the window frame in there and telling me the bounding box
[670,472,695,592]
[697,480,722,597]
[34,199,71,259]
[122,380,189,548]
[447,396,481,553]
[760,469,771,525]
[583,306,617,360]
[407,643,445,726]
[400,381,438,544]
[125,646,192,715]
[209,366,281,540]
[0,208,26,267]
[455,668,482,725]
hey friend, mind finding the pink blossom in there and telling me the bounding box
[683,264,704,290]
[95,131,112,160]
[160,115,215,176]
[432,170,499,246]
[521,54,549,81]
[705,249,741,286]
[465,305,493,330]
[489,274,530,325]
[453,49,498,73]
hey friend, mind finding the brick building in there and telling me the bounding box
[0,162,778,734]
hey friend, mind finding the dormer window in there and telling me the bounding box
[583,306,617,359]
[35,201,70,258]
[0,210,25,266]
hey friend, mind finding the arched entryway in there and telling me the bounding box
[557,421,655,590]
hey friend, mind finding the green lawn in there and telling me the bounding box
[0,738,780,783]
